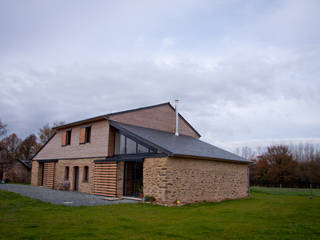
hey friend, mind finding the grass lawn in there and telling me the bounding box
[251,186,320,196]
[0,190,320,240]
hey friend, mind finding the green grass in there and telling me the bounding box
[251,186,320,196]
[0,190,320,240]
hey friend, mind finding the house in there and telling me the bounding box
[0,158,32,184]
[31,102,251,205]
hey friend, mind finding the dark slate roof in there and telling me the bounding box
[109,120,251,163]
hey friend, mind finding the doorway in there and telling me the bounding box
[123,161,143,197]
[73,166,79,191]
[38,163,44,186]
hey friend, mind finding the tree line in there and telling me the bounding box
[0,119,64,180]
[1,118,320,187]
[250,145,320,188]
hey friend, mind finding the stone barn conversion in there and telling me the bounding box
[31,102,251,205]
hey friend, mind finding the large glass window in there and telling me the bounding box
[119,134,126,154]
[126,137,137,154]
[137,144,148,153]
[114,132,155,155]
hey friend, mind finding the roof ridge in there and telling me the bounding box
[53,102,171,130]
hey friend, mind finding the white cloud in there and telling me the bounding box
[0,0,319,151]
[162,37,176,48]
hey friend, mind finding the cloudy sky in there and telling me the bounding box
[1,0,319,151]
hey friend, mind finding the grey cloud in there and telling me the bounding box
[0,0,319,152]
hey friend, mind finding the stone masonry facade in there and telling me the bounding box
[32,158,103,194]
[143,156,249,205]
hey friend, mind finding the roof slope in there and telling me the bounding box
[53,102,200,137]
[109,120,251,163]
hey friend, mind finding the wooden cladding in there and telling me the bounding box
[61,132,66,146]
[80,128,86,144]
[42,162,55,189]
[94,162,117,197]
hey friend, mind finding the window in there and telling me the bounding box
[119,134,126,154]
[114,132,156,155]
[80,126,91,144]
[61,130,72,146]
[83,166,89,182]
[66,130,72,145]
[85,127,91,143]
[65,167,69,180]
[137,144,148,153]
[126,137,136,154]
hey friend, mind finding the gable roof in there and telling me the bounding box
[31,132,56,160]
[109,120,251,164]
[53,102,201,137]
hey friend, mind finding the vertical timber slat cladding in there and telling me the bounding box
[94,162,117,197]
[43,162,55,189]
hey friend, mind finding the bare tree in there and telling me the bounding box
[1,133,22,159]
[0,120,7,139]
[38,121,65,145]
[18,134,41,160]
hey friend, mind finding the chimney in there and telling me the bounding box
[175,99,179,136]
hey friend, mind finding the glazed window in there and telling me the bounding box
[137,144,148,153]
[114,132,156,155]
[83,166,89,182]
[66,130,72,145]
[85,127,91,143]
[80,126,91,144]
[126,137,136,154]
[65,166,69,180]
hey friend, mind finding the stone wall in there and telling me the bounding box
[143,156,249,205]
[54,158,100,194]
[116,161,124,197]
[31,160,40,186]
[143,157,169,203]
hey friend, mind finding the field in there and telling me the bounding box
[0,188,320,240]
[251,186,320,196]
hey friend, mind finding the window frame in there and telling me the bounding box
[65,166,69,180]
[115,132,157,155]
[80,125,92,144]
[83,166,89,182]
[66,130,72,145]
[85,126,91,144]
